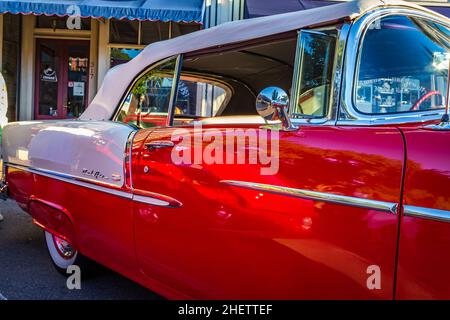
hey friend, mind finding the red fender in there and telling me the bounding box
[27,196,78,249]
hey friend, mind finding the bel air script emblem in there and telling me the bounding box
[82,169,122,182]
[82,168,109,180]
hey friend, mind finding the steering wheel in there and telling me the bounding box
[410,90,442,111]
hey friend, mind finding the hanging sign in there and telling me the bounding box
[41,67,58,82]
[73,82,85,97]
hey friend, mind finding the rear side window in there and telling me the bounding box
[116,58,177,128]
[173,76,231,119]
[355,15,450,115]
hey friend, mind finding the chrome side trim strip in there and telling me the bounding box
[7,163,124,189]
[6,163,132,199]
[133,189,183,208]
[5,163,178,208]
[404,205,450,223]
[133,195,171,207]
[221,180,398,214]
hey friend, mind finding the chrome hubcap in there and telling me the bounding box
[53,235,75,259]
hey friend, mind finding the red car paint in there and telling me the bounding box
[10,122,448,299]
[396,128,450,299]
[6,121,450,299]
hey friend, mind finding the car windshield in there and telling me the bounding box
[355,15,450,115]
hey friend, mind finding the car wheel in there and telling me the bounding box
[44,231,98,276]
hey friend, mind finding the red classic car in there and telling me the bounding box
[2,0,450,299]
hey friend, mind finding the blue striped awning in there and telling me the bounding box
[245,0,450,19]
[0,0,205,23]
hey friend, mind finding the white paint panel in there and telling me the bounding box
[2,120,134,187]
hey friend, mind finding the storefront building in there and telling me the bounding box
[0,0,244,122]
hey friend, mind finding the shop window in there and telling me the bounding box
[110,48,142,67]
[2,13,21,122]
[109,20,139,44]
[36,15,91,30]
[141,21,170,45]
[356,15,450,115]
[109,21,201,67]
[110,20,201,46]
[171,23,201,38]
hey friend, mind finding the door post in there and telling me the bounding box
[19,15,35,121]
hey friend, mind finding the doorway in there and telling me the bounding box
[35,39,89,119]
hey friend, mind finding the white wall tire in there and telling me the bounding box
[44,231,100,277]
[45,231,78,271]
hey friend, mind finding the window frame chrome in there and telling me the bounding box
[338,7,450,126]
[289,23,350,126]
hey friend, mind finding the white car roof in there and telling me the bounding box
[80,0,440,121]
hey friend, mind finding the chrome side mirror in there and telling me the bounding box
[256,87,297,131]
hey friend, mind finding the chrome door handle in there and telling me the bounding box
[145,141,175,151]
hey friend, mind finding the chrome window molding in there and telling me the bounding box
[289,23,351,127]
[4,162,178,208]
[167,54,183,126]
[124,130,137,190]
[404,205,450,223]
[221,180,398,214]
[338,7,450,126]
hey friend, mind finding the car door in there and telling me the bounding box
[132,124,404,299]
[342,12,450,299]
[396,128,450,299]
[128,27,404,299]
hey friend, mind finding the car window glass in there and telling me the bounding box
[116,58,176,128]
[172,76,231,124]
[175,37,298,123]
[355,15,450,115]
[291,31,336,119]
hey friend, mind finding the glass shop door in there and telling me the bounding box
[35,39,89,119]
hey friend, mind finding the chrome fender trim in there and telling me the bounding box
[133,189,182,208]
[5,163,180,208]
[6,162,132,199]
[403,205,450,223]
[221,180,398,214]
